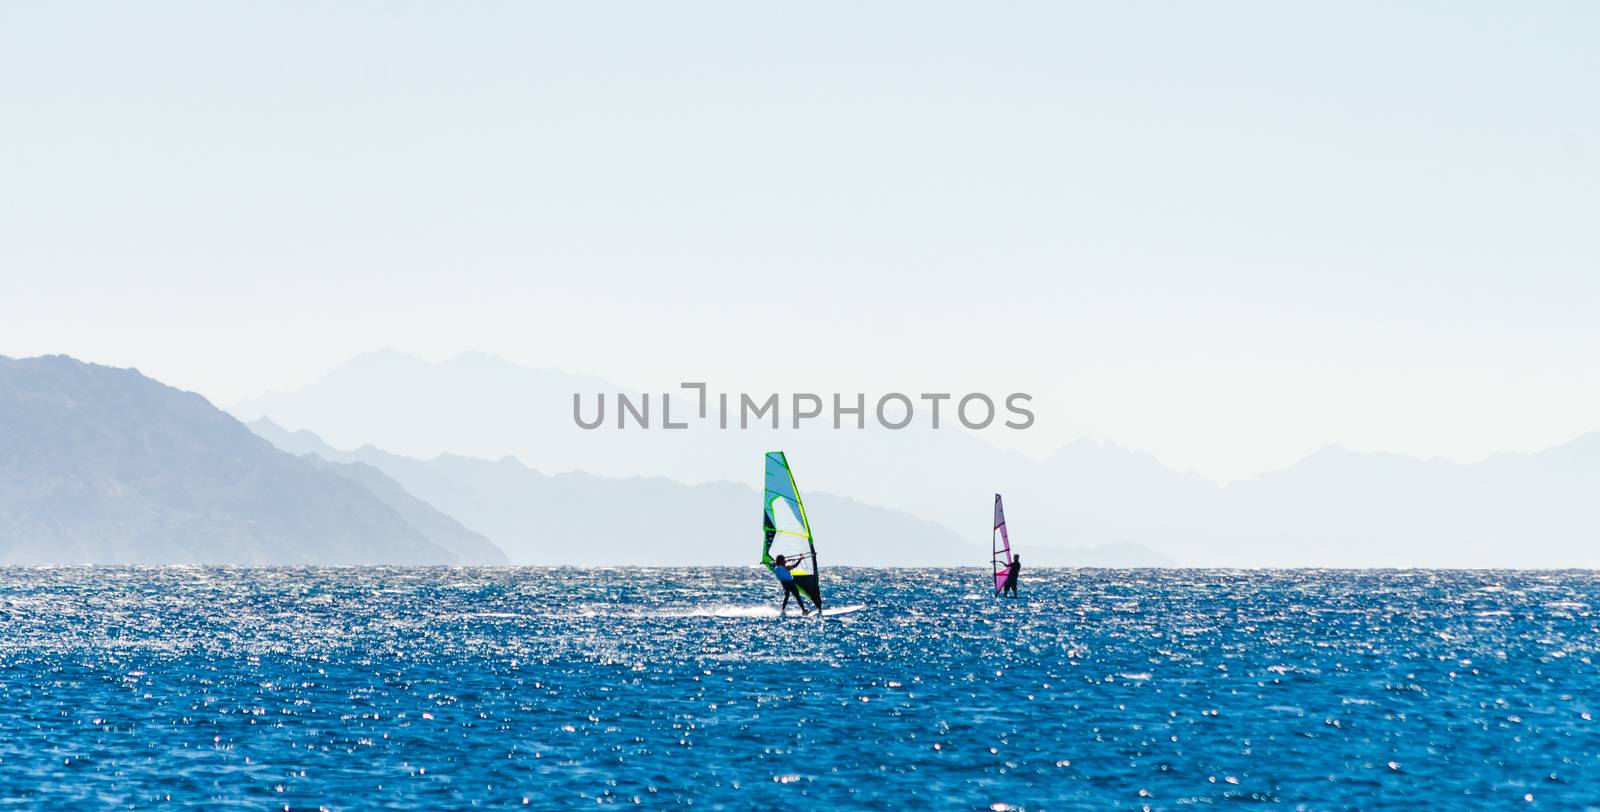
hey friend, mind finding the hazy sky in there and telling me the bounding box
[3,3,1597,481]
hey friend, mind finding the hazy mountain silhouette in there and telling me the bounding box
[230,352,1190,549]
[299,456,507,565]
[1201,442,1600,567]
[237,351,1600,567]
[249,419,1160,567]
[0,355,501,565]
[235,350,624,469]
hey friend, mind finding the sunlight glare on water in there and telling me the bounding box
[0,567,1598,808]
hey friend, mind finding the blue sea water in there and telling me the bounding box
[1,568,1598,809]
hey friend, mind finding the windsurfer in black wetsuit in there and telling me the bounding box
[1002,554,1021,598]
[771,554,813,616]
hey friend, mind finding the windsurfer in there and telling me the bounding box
[1002,555,1020,598]
[771,554,814,616]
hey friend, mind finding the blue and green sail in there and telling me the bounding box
[762,451,822,608]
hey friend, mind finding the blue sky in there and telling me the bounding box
[2,2,1597,480]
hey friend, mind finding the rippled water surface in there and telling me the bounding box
[2,568,1599,809]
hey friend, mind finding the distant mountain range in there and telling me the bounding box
[0,355,505,565]
[0,353,1142,567]
[248,418,1161,567]
[5,350,1595,567]
[235,351,1600,567]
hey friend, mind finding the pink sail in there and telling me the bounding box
[992,493,1012,594]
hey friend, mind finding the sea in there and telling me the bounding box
[0,567,1597,809]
